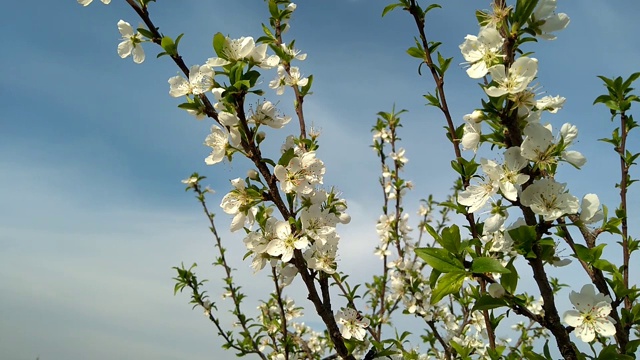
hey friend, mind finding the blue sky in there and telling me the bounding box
[2,1,639,359]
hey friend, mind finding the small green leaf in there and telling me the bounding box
[382,3,403,17]
[213,32,226,57]
[406,46,425,59]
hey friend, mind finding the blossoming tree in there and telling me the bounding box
[79,0,639,359]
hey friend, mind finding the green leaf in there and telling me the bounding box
[508,225,537,258]
[213,32,226,58]
[439,225,462,254]
[515,0,539,25]
[268,0,279,18]
[472,295,508,311]
[432,272,467,303]
[300,74,313,96]
[597,345,635,360]
[423,3,442,14]
[406,46,425,59]
[381,3,403,17]
[423,223,441,243]
[161,36,177,56]
[500,259,519,293]
[573,243,593,262]
[471,257,511,274]
[415,247,465,273]
[137,27,154,39]
[278,148,296,166]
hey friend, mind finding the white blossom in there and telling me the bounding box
[459,27,504,79]
[520,178,579,221]
[274,152,325,194]
[485,57,538,97]
[532,0,570,40]
[248,101,292,129]
[335,308,369,341]
[117,20,144,64]
[203,125,228,165]
[563,284,616,342]
[265,221,309,262]
[579,194,604,224]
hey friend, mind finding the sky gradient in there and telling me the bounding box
[2,1,640,359]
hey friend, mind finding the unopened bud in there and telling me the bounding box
[464,110,485,123]
[247,169,259,180]
[488,283,505,298]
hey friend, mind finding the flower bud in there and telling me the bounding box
[257,131,266,144]
[488,283,505,298]
[463,110,485,123]
[247,169,259,180]
[338,212,351,224]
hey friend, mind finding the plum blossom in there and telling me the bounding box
[274,151,325,194]
[304,240,338,274]
[265,221,309,262]
[521,122,555,168]
[269,65,309,95]
[117,20,145,64]
[486,147,530,201]
[536,95,566,113]
[168,65,215,97]
[485,57,538,97]
[461,112,483,152]
[563,284,616,342]
[335,308,369,341]
[220,178,256,232]
[579,194,604,224]
[218,111,242,147]
[248,101,292,129]
[520,178,579,221]
[532,0,570,40]
[521,122,586,169]
[281,43,307,61]
[207,36,278,69]
[203,125,228,165]
[459,27,504,79]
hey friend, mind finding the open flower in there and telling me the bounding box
[520,178,579,221]
[203,125,228,165]
[220,178,255,232]
[265,221,309,262]
[248,101,292,129]
[116,20,145,64]
[335,308,369,341]
[485,57,538,97]
[459,27,504,79]
[168,65,215,97]
[532,0,570,40]
[274,151,325,194]
[206,36,279,69]
[563,284,616,342]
